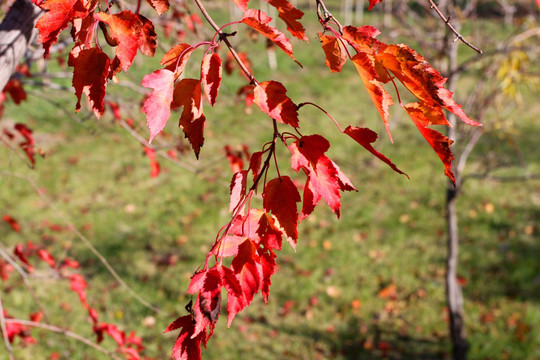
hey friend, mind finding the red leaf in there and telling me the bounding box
[165,315,204,360]
[225,145,244,173]
[61,258,80,269]
[248,151,263,180]
[229,170,248,214]
[69,46,110,118]
[289,135,355,218]
[143,147,160,178]
[145,0,169,15]
[30,311,43,323]
[37,249,56,268]
[36,0,97,56]
[172,79,206,158]
[258,247,276,304]
[3,215,21,232]
[217,264,243,299]
[263,176,300,245]
[103,323,125,346]
[13,244,33,272]
[228,239,260,325]
[319,33,347,73]
[211,235,247,258]
[161,43,194,79]
[254,81,299,127]
[241,9,298,63]
[191,269,222,337]
[142,69,175,142]
[69,273,88,305]
[201,53,222,106]
[14,123,36,165]
[2,79,27,104]
[0,260,14,281]
[231,0,249,11]
[229,209,283,251]
[368,0,383,10]
[344,126,408,177]
[266,0,308,42]
[95,11,149,72]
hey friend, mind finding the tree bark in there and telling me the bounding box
[445,184,469,360]
[0,0,42,91]
[443,6,469,359]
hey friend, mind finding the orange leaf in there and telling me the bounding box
[145,0,169,15]
[161,43,194,79]
[377,44,481,127]
[378,283,397,299]
[319,33,347,73]
[351,52,394,140]
[404,103,455,183]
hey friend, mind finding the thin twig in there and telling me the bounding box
[427,0,483,54]
[3,319,123,360]
[192,0,256,84]
[0,297,15,360]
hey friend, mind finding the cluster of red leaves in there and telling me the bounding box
[166,80,360,358]
[34,1,160,118]
[319,25,482,182]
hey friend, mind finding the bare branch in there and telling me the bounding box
[427,0,483,54]
[0,297,15,360]
[3,319,123,360]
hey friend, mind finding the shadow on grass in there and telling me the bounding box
[257,319,449,360]
[463,203,540,303]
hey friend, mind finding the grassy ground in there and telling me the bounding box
[1,4,539,360]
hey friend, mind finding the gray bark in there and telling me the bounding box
[443,10,469,360]
[0,0,42,90]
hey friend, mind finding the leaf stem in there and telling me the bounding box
[297,102,343,133]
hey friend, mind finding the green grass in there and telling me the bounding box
[1,6,539,360]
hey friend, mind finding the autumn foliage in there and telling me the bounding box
[1,0,482,358]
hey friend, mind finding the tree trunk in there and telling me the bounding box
[441,3,469,359]
[0,0,42,91]
[445,184,469,360]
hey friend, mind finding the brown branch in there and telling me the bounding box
[192,0,256,84]
[3,319,123,360]
[427,0,483,54]
[0,297,15,360]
